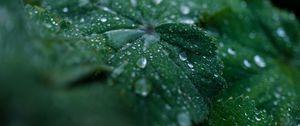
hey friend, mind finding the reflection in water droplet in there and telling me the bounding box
[134,78,151,97]
[243,59,251,68]
[179,52,187,61]
[177,112,191,126]
[136,57,147,69]
[254,55,266,68]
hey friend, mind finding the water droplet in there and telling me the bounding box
[134,78,151,97]
[114,17,120,20]
[187,63,194,68]
[255,116,261,121]
[214,74,219,78]
[179,52,187,61]
[249,32,256,39]
[274,92,281,98]
[177,89,182,94]
[130,0,137,7]
[136,57,147,69]
[62,7,68,13]
[219,42,224,48]
[179,18,194,24]
[180,5,190,15]
[100,18,107,22]
[80,18,85,23]
[153,0,163,5]
[165,104,171,110]
[177,112,191,126]
[246,88,251,92]
[276,27,286,38]
[254,55,266,68]
[243,59,251,68]
[227,48,236,55]
[273,101,279,106]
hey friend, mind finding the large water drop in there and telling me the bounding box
[177,111,191,126]
[134,78,151,97]
[179,52,187,61]
[254,55,266,68]
[136,57,147,69]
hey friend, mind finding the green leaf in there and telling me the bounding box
[1,0,225,126]
[1,0,300,126]
[203,0,300,125]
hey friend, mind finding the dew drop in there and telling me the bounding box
[114,17,120,20]
[130,0,137,7]
[136,57,147,69]
[134,78,151,97]
[227,48,236,55]
[177,112,191,126]
[179,18,194,24]
[165,104,171,110]
[100,18,107,22]
[254,55,266,68]
[246,88,251,92]
[274,92,281,98]
[249,32,256,39]
[255,116,261,121]
[62,7,69,13]
[276,27,286,38]
[273,101,279,106]
[180,5,190,15]
[187,63,194,68]
[153,0,163,5]
[214,74,219,78]
[179,52,187,61]
[243,59,251,68]
[80,18,85,23]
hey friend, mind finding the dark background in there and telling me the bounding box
[271,0,300,19]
